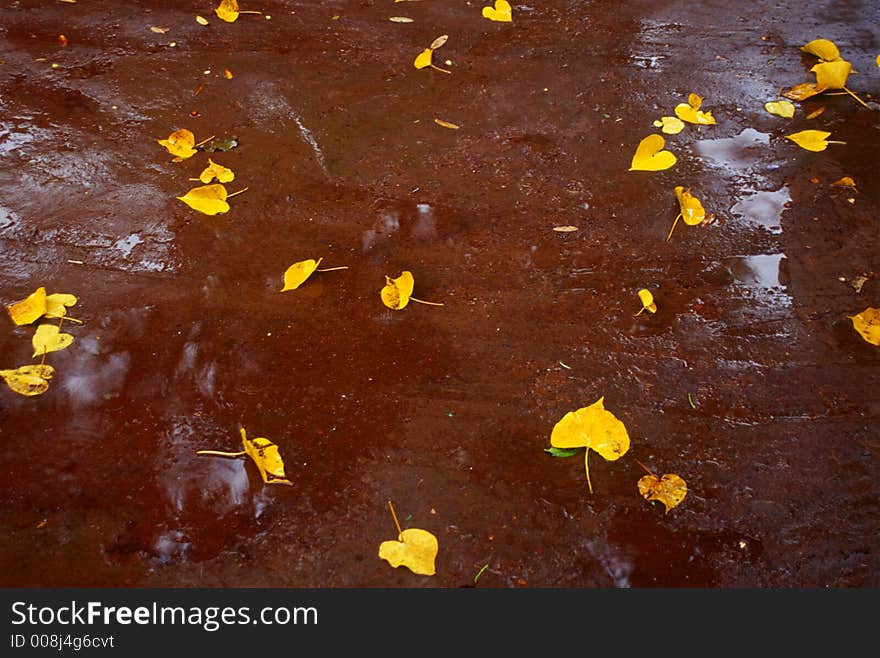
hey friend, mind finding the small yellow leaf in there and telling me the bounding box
[241,428,293,485]
[783,82,824,101]
[811,60,851,90]
[150,26,170,34]
[429,35,449,50]
[215,0,240,22]
[6,287,48,326]
[157,128,197,159]
[482,0,512,22]
[784,129,833,152]
[674,99,715,125]
[638,473,688,513]
[196,15,209,25]
[223,68,234,79]
[32,324,74,358]
[176,184,230,215]
[45,293,78,319]
[379,528,438,576]
[675,186,707,226]
[0,364,56,397]
[389,16,414,23]
[198,158,235,184]
[848,307,880,346]
[552,226,579,233]
[281,258,322,291]
[629,134,676,171]
[550,397,630,493]
[434,118,460,130]
[381,271,415,310]
[805,106,826,119]
[764,99,795,118]
[832,176,857,189]
[801,38,841,62]
[876,54,880,67]
[414,48,433,70]
[634,288,657,316]
[653,116,685,134]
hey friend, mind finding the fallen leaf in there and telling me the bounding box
[668,185,709,241]
[198,158,235,184]
[6,287,48,326]
[414,48,434,70]
[157,128,197,160]
[784,129,835,152]
[241,428,293,485]
[223,68,234,79]
[805,106,825,119]
[764,99,795,118]
[877,54,880,67]
[45,293,78,319]
[552,226,579,233]
[196,15,209,25]
[832,176,857,190]
[0,364,55,397]
[32,324,74,358]
[848,307,880,345]
[150,26,170,34]
[482,0,513,22]
[811,59,851,90]
[674,93,716,125]
[281,258,322,291]
[215,0,240,22]
[203,135,239,152]
[783,82,824,101]
[628,134,676,171]
[381,271,415,310]
[638,472,688,513]
[634,288,657,316]
[176,184,230,215]
[434,118,460,129]
[801,38,841,62]
[58,35,68,47]
[379,528,438,576]
[550,396,630,493]
[653,116,685,134]
[849,275,867,293]
[430,34,449,50]
[389,16,414,23]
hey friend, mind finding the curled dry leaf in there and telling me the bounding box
[674,93,716,125]
[176,184,230,215]
[434,118,460,130]
[629,134,676,171]
[653,116,685,134]
[389,17,414,23]
[32,324,74,358]
[379,528,438,576]
[553,226,578,233]
[281,258,322,291]
[381,271,415,310]
[430,34,449,50]
[196,15,209,25]
[198,158,235,184]
[157,129,197,160]
[764,100,795,118]
[482,0,513,22]
[848,307,880,346]
[150,26,170,34]
[633,289,656,316]
[0,364,56,397]
[638,472,688,513]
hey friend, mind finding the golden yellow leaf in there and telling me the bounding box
[6,287,47,326]
[877,54,880,67]
[281,258,322,291]
[552,226,579,233]
[482,0,512,22]
[0,364,55,397]
[429,35,449,50]
[196,15,209,25]
[832,176,857,189]
[434,118,460,130]
[801,38,841,62]
[150,26,170,34]
[45,293,78,319]
[223,68,234,79]
[379,528,438,576]
[783,82,824,101]
[674,93,716,125]
[381,271,415,310]
[652,116,685,134]
[177,184,230,215]
[32,324,74,358]
[638,472,687,513]
[389,16,414,23]
[550,397,630,493]
[811,60,851,90]
[157,128,197,159]
[634,288,656,316]
[806,106,826,119]
[198,158,235,184]
[414,48,433,70]
[848,307,880,346]
[675,186,707,226]
[784,129,833,152]
[764,99,795,118]
[628,134,676,171]
[215,0,240,22]
[241,428,293,485]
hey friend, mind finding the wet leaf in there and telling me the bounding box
[6,287,48,326]
[215,0,240,22]
[223,68,234,79]
[150,26,170,34]
[784,129,834,152]
[638,472,688,513]
[764,99,795,118]
[0,364,55,397]
[414,48,433,70]
[832,176,857,190]
[634,288,657,316]
[628,134,676,171]
[550,396,630,493]
[389,16,414,23]
[203,135,239,152]
[674,93,716,125]
[848,307,880,346]
[544,447,582,458]
[58,34,69,47]
[281,258,322,291]
[45,293,78,319]
[782,82,824,101]
[667,185,710,242]
[434,118,460,130]
[552,226,578,233]
[805,106,826,120]
[801,38,841,62]
[811,60,851,90]
[32,324,74,358]
[482,0,512,22]
[157,128,197,160]
[653,116,685,134]
[241,428,293,485]
[381,271,415,310]
[198,158,235,184]
[379,528,438,576]
[196,15,209,25]
[176,184,230,215]
[430,34,449,50]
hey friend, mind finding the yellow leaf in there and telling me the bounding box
[6,287,48,326]
[482,0,512,22]
[381,271,415,310]
[675,186,707,226]
[784,129,833,152]
[215,0,240,22]
[0,364,55,397]
[45,293,78,319]
[877,54,880,67]
[199,158,235,184]
[223,68,234,79]
[674,93,716,125]
[150,26,170,34]
[157,128,197,159]
[638,472,687,513]
[634,288,657,316]
[281,258,322,291]
[434,118,460,130]
[414,48,433,70]
[379,528,438,576]
[176,184,230,215]
[687,93,703,110]
[628,134,676,171]
[764,99,795,118]
[429,35,449,50]
[848,307,880,346]
[652,116,685,134]
[389,16,414,23]
[782,82,824,101]
[241,428,293,485]
[801,38,841,62]
[196,15,209,25]
[810,60,851,90]
[832,176,857,189]
[550,397,630,493]
[32,324,74,358]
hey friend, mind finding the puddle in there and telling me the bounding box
[696,128,770,174]
[114,233,144,257]
[727,253,786,288]
[730,187,790,234]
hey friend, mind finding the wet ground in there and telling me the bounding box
[1,0,878,588]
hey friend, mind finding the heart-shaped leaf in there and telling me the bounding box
[848,307,880,346]
[281,258,322,291]
[0,364,55,397]
[45,293,78,319]
[629,134,676,171]
[764,100,795,118]
[653,116,685,134]
[199,158,235,184]
[379,528,438,576]
[638,472,688,513]
[215,0,240,22]
[785,129,833,152]
[32,324,74,358]
[482,0,512,22]
[381,271,415,310]
[177,184,230,215]
[157,129,197,160]
[674,93,716,125]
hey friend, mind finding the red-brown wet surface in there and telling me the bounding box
[1,0,878,587]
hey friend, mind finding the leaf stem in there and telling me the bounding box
[315,266,349,272]
[194,135,216,149]
[688,392,697,409]
[474,564,489,584]
[666,213,682,242]
[410,297,444,306]
[585,449,593,494]
[238,10,263,14]
[388,500,402,535]
[825,140,847,145]
[44,314,83,324]
[430,64,452,74]
[196,450,247,457]
[634,459,656,477]
[842,87,872,110]
[226,186,249,198]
